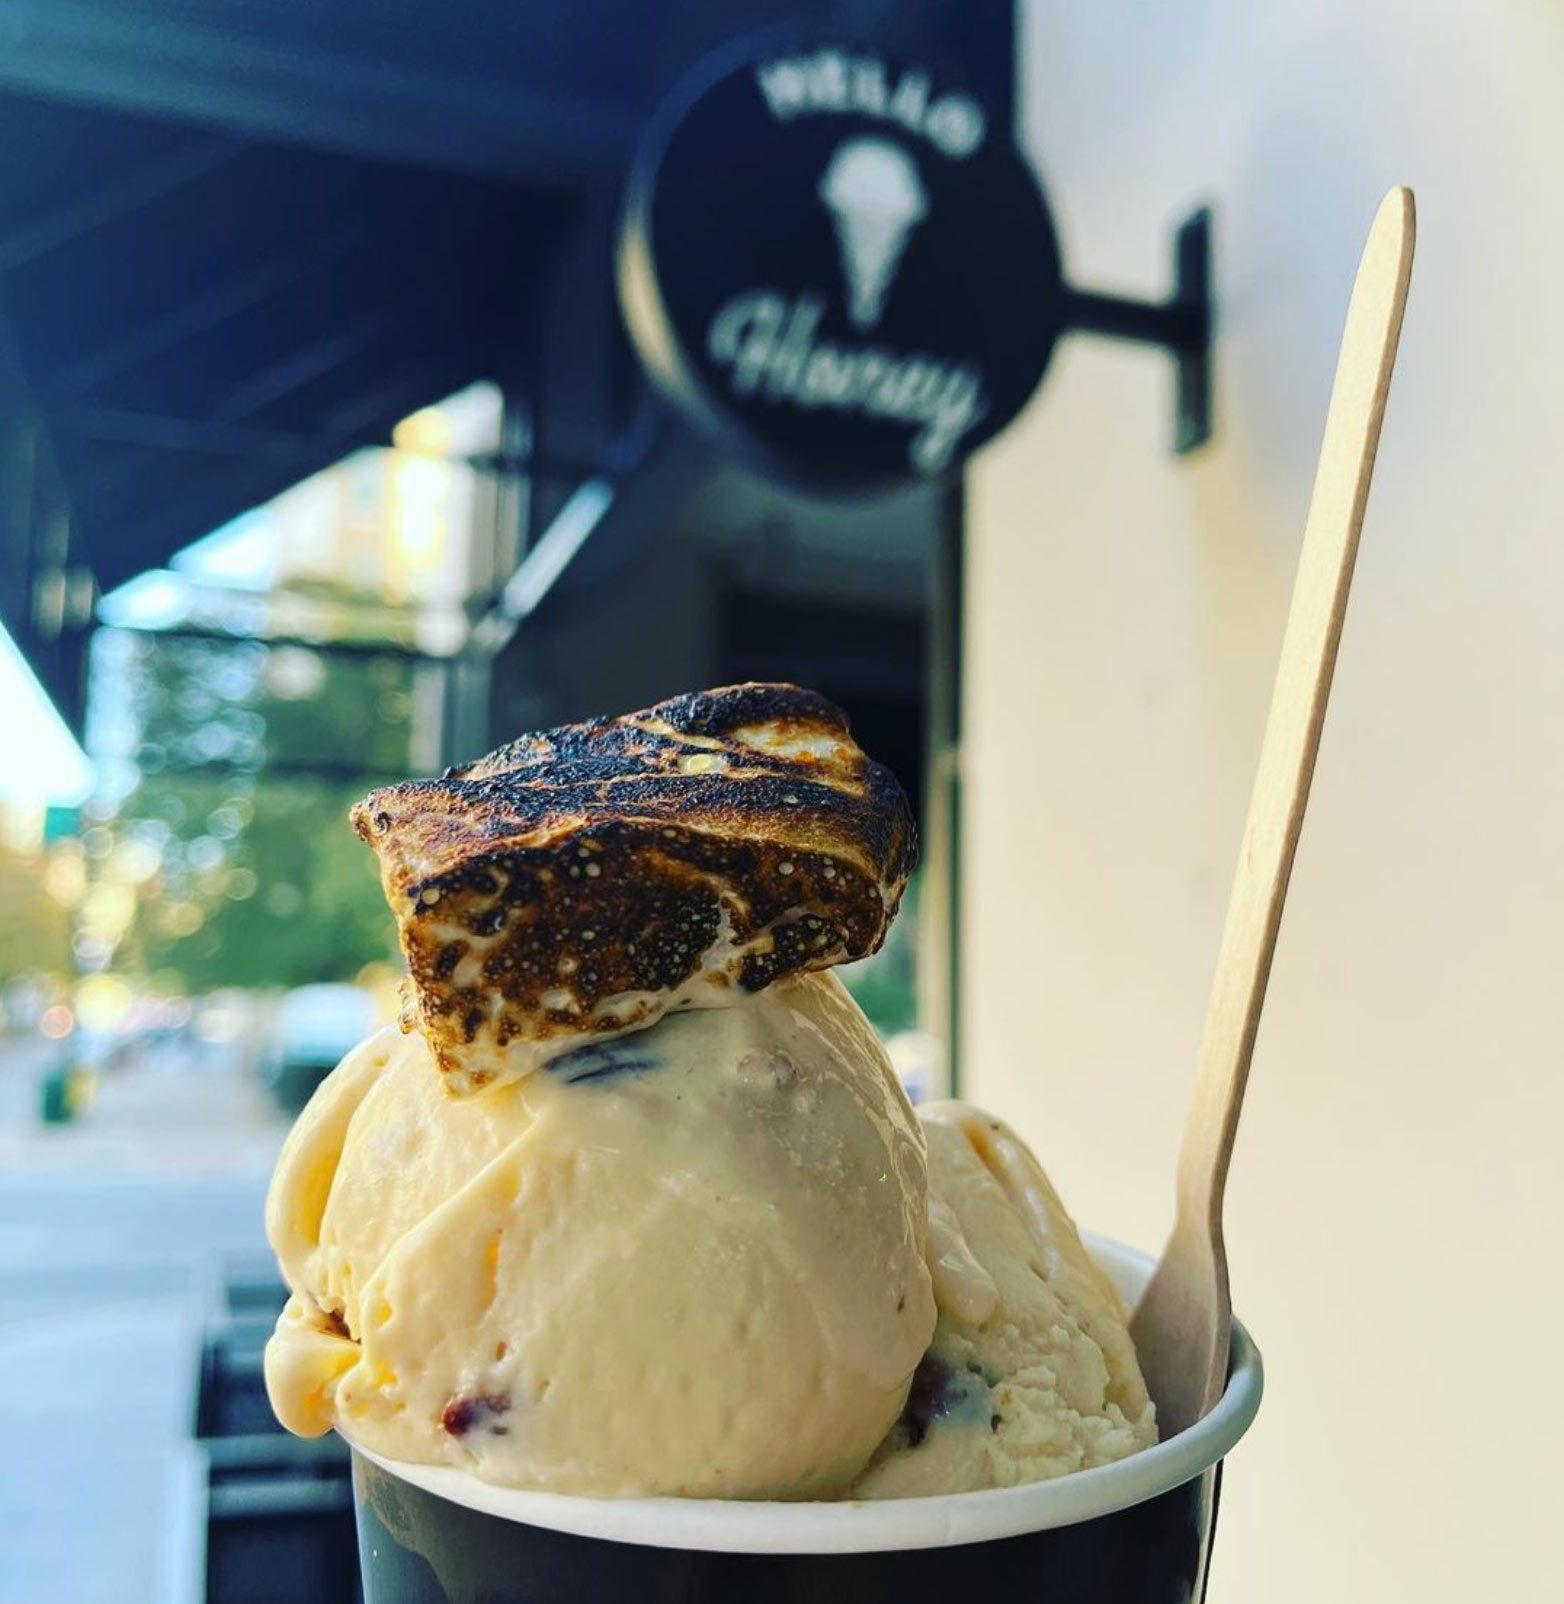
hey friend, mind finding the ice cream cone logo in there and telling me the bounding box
[817,137,928,331]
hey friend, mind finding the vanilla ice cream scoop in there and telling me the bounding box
[852,1103,1157,1498]
[264,972,935,1499]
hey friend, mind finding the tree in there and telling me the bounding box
[0,820,72,984]
[87,629,412,990]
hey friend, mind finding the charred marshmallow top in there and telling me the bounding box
[352,683,917,1093]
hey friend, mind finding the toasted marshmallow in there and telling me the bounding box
[352,683,917,1093]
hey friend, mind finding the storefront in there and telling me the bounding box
[0,5,1559,1603]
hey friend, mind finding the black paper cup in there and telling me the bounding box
[349,1240,1262,1603]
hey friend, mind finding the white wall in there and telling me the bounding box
[963,3,1564,1599]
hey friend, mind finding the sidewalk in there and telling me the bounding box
[0,1050,290,1604]
[0,1042,289,1179]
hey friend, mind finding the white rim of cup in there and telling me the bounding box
[345,1236,1263,1554]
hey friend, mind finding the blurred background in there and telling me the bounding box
[1,2,1560,1603]
[0,5,959,1600]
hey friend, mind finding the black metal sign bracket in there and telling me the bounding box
[1061,207,1213,453]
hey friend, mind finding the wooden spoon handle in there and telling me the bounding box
[1178,188,1416,1227]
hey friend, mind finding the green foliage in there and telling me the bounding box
[90,630,411,990]
[118,774,398,991]
[0,828,71,981]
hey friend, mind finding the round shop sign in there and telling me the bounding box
[618,40,1067,493]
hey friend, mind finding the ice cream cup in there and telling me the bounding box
[348,1239,1261,1603]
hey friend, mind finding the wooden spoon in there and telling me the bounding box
[1130,188,1416,1438]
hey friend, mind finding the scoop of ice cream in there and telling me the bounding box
[264,971,935,1499]
[351,683,917,1094]
[851,1103,1157,1498]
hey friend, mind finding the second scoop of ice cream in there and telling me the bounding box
[264,971,935,1499]
[851,1103,1157,1497]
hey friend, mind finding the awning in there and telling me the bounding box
[0,0,997,730]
